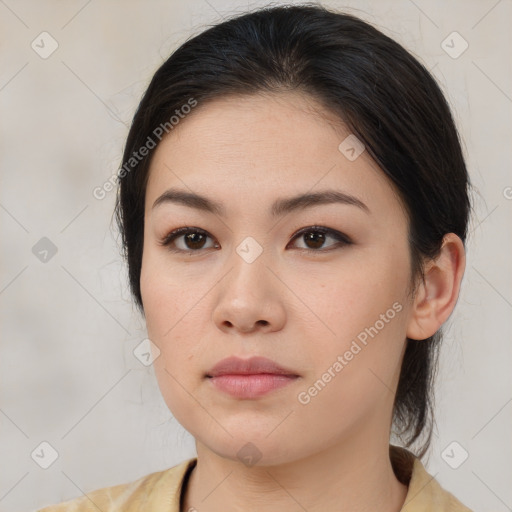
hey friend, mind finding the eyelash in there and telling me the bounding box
[158,225,352,255]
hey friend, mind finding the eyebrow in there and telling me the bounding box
[152,188,370,217]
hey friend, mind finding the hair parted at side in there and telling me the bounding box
[114,3,471,459]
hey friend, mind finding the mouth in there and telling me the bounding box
[205,356,300,399]
[206,374,299,398]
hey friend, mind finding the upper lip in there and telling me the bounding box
[206,356,299,377]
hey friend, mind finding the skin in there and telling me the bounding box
[140,91,466,512]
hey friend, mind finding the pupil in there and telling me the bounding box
[186,232,205,249]
[305,231,325,249]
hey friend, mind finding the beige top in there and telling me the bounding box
[37,445,473,511]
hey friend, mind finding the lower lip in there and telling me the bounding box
[207,374,298,398]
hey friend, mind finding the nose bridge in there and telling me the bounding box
[221,227,283,303]
[221,233,269,296]
[234,233,267,267]
[217,204,285,290]
[221,206,270,264]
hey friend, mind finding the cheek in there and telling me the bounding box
[293,286,409,438]
[141,260,206,423]
[141,273,190,359]
[295,247,410,343]
[140,243,183,335]
[294,245,411,399]
[140,248,211,381]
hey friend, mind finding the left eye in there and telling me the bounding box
[289,226,352,252]
[159,226,352,254]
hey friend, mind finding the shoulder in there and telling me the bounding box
[36,458,197,512]
[404,457,474,511]
[392,446,474,512]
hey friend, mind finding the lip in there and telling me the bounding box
[206,356,299,378]
[205,356,300,399]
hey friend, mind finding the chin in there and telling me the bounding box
[194,426,303,467]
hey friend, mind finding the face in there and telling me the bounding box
[140,92,415,466]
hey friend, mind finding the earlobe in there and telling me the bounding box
[406,233,466,341]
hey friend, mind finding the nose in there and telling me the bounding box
[210,248,286,335]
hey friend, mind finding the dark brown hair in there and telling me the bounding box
[114,3,471,458]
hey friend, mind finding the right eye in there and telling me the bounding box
[159,227,218,253]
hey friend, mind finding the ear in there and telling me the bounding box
[406,233,466,340]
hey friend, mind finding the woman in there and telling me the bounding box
[39,3,473,511]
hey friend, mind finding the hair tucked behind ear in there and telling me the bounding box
[114,3,471,459]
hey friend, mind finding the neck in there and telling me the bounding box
[181,435,408,512]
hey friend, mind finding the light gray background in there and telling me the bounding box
[1,0,510,511]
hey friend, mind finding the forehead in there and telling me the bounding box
[144,92,405,221]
